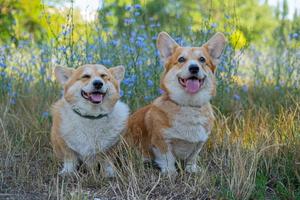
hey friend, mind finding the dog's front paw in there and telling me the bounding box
[58,160,77,176]
[185,164,201,174]
[160,167,178,176]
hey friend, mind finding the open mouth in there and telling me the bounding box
[178,76,206,94]
[81,90,106,104]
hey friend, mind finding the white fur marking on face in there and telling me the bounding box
[193,50,202,57]
[83,67,93,75]
[188,60,198,66]
[164,67,214,106]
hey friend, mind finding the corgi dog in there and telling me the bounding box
[51,64,129,176]
[125,32,226,174]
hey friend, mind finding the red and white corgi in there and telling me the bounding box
[51,64,129,176]
[125,32,226,174]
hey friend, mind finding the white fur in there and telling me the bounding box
[152,145,177,175]
[66,80,116,117]
[163,106,210,143]
[164,67,214,107]
[59,100,129,159]
[59,159,77,174]
[185,162,201,173]
[102,160,116,177]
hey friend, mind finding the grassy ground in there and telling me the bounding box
[0,82,299,200]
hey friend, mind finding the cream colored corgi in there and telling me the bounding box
[51,64,129,176]
[125,32,226,174]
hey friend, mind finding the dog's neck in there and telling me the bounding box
[71,107,108,120]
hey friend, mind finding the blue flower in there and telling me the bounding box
[144,95,151,101]
[143,71,151,78]
[120,90,124,97]
[211,23,218,28]
[39,66,46,75]
[242,85,248,93]
[111,40,118,46]
[136,59,144,66]
[0,61,6,68]
[233,94,240,101]
[102,59,112,66]
[147,80,154,87]
[158,88,164,94]
[134,4,142,9]
[10,98,16,105]
[293,33,299,38]
[124,18,136,25]
[42,111,49,118]
[125,5,131,11]
[123,75,137,86]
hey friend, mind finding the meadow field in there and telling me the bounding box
[0,0,300,199]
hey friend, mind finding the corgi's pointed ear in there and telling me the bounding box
[54,66,74,85]
[109,65,125,81]
[204,32,226,66]
[157,32,179,63]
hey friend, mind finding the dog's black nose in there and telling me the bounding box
[92,80,103,89]
[189,64,199,74]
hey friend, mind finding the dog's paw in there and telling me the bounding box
[160,167,178,176]
[185,164,201,174]
[103,165,116,178]
[58,168,76,176]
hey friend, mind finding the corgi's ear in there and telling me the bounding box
[204,32,226,66]
[109,65,125,81]
[157,32,179,63]
[54,66,74,85]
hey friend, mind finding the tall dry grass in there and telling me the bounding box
[1,85,299,199]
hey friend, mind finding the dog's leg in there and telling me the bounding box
[58,148,78,175]
[185,142,204,173]
[152,146,177,175]
[102,159,116,177]
[60,158,78,175]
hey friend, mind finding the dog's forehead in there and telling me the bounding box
[80,64,109,74]
[178,47,204,58]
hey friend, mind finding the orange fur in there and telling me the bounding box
[51,64,129,176]
[125,32,226,173]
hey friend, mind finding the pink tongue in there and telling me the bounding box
[90,93,103,102]
[185,79,200,94]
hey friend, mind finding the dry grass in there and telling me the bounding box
[0,86,299,200]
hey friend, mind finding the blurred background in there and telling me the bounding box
[0,0,299,110]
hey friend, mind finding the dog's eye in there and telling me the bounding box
[199,57,206,63]
[100,74,107,78]
[81,74,91,79]
[178,57,186,63]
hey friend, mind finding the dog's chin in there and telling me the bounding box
[177,76,206,94]
[81,90,106,105]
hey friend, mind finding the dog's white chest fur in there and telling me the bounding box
[163,106,210,148]
[59,101,129,158]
